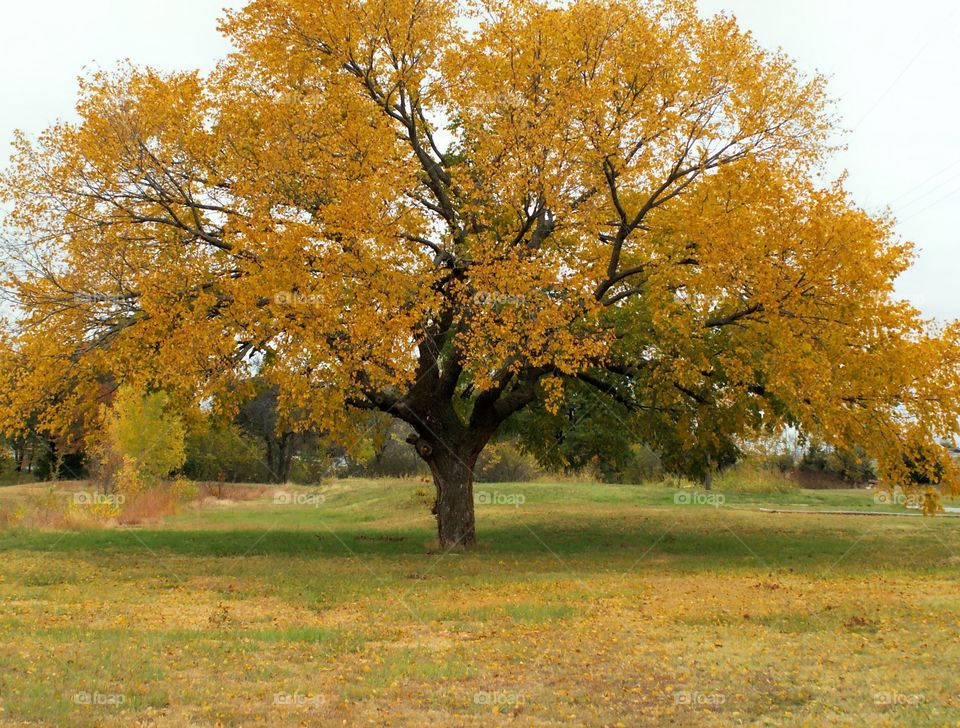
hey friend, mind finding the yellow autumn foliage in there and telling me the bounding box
[1,0,959,543]
[99,386,186,493]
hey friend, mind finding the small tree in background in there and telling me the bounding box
[100,386,186,495]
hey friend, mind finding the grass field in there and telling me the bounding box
[1,478,959,726]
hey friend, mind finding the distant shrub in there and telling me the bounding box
[288,437,342,484]
[767,450,797,473]
[171,477,200,503]
[714,460,798,494]
[828,447,876,483]
[799,442,830,473]
[799,441,876,484]
[359,423,429,478]
[598,444,664,484]
[475,441,540,482]
[183,421,270,482]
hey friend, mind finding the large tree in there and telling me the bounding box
[2,0,959,547]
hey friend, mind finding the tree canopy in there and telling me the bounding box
[2,0,959,546]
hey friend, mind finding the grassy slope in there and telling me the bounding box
[0,479,959,727]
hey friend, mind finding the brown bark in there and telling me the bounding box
[429,449,477,548]
[407,428,490,549]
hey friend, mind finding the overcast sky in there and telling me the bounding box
[1,0,957,322]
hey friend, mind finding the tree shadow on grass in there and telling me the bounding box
[0,515,948,575]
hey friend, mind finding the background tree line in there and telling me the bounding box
[0,375,885,489]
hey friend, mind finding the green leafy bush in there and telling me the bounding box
[475,441,540,482]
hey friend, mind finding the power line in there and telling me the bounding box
[852,5,959,130]
[889,158,960,209]
[898,183,960,223]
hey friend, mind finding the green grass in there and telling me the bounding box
[0,478,959,726]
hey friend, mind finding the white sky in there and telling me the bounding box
[1,0,957,322]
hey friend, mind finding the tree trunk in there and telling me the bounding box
[265,439,276,482]
[13,441,24,473]
[408,433,483,549]
[265,433,296,484]
[430,450,477,549]
[279,434,295,483]
[702,456,715,491]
